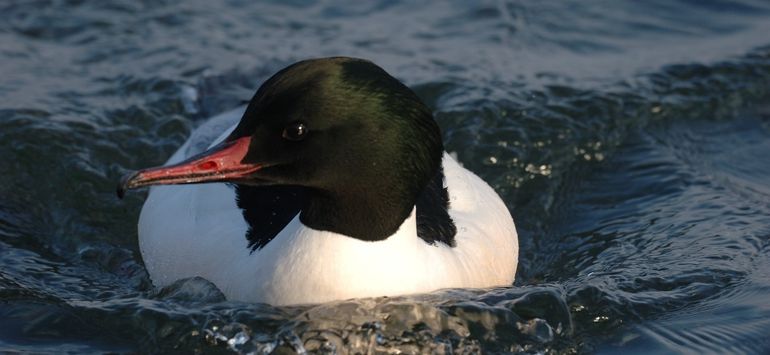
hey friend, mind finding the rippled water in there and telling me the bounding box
[2,0,770,353]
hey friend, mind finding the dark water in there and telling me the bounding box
[2,0,770,353]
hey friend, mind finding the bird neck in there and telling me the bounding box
[299,181,417,241]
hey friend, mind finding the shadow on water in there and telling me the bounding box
[1,0,770,353]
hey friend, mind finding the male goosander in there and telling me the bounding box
[119,57,518,306]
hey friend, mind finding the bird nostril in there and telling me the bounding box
[197,161,218,170]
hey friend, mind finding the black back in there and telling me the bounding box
[235,184,305,252]
[415,167,457,247]
[235,167,457,251]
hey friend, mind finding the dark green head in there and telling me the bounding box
[232,57,442,194]
[120,57,444,239]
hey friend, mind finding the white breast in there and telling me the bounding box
[137,107,518,305]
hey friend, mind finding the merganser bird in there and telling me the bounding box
[118,57,518,306]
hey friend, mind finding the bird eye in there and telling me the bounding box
[282,122,308,141]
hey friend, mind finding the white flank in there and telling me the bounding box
[137,106,518,305]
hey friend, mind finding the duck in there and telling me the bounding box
[118,57,518,306]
